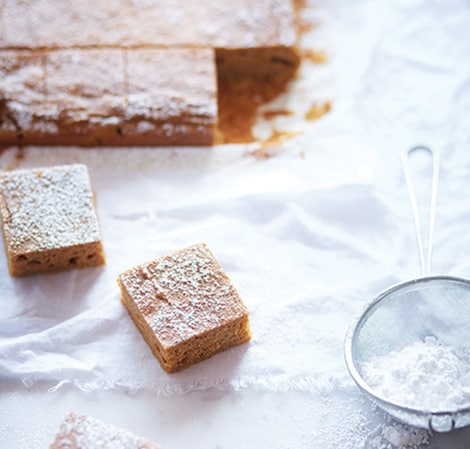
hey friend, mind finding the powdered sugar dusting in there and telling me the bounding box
[2,0,297,49]
[0,164,102,254]
[361,336,470,410]
[119,243,248,347]
[380,424,429,448]
[0,47,216,143]
[0,59,44,101]
[0,1,294,144]
[361,420,430,449]
[52,411,162,449]
[124,48,217,127]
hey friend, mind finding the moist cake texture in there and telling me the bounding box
[0,0,300,146]
[0,164,105,276]
[118,243,251,373]
[49,411,162,449]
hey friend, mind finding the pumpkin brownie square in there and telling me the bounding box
[44,49,127,146]
[49,411,162,449]
[0,164,105,276]
[118,243,251,373]
[122,48,217,146]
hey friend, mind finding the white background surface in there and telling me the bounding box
[1,0,470,447]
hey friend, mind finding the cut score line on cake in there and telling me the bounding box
[0,0,330,148]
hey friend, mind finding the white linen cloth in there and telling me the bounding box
[0,0,469,397]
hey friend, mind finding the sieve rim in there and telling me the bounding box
[344,274,470,424]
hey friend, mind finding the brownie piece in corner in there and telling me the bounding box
[0,164,105,276]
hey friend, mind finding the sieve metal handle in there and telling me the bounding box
[401,146,439,276]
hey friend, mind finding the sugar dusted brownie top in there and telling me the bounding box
[0,48,217,146]
[0,164,102,255]
[118,243,249,348]
[50,411,162,449]
[1,0,298,50]
[125,48,217,126]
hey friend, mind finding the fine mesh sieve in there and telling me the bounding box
[344,146,470,432]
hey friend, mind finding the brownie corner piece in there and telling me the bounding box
[0,163,105,276]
